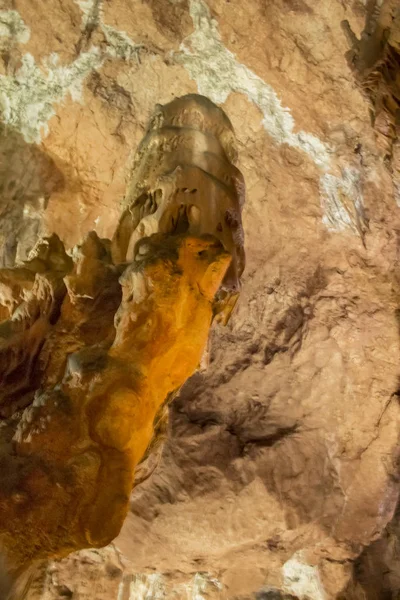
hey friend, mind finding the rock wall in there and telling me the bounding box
[1,0,400,598]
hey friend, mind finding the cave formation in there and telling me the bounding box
[2,0,400,598]
[0,94,245,586]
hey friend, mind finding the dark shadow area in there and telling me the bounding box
[342,0,400,163]
[348,501,400,599]
[0,123,65,267]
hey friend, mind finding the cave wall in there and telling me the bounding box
[1,0,400,598]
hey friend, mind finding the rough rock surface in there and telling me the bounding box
[1,0,400,598]
[0,94,240,589]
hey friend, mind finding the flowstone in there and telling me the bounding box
[0,95,245,592]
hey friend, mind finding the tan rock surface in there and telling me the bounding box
[0,94,239,598]
[1,0,400,598]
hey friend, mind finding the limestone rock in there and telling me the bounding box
[112,93,245,323]
[344,1,400,204]
[0,94,237,592]
[1,0,400,598]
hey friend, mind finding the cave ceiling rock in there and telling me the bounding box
[0,0,366,235]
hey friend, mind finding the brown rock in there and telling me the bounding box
[2,0,400,597]
[0,96,239,591]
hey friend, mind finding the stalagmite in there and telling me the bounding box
[0,95,245,577]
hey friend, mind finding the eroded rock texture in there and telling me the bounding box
[112,94,245,323]
[2,0,400,598]
[0,95,240,590]
[344,1,400,203]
